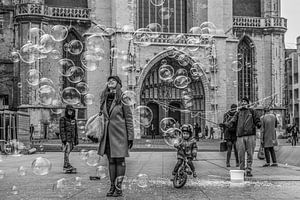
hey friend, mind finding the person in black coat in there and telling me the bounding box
[223,104,239,167]
[59,105,78,171]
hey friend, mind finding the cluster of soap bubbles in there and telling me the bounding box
[10,25,81,64]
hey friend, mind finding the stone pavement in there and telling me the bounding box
[37,138,275,152]
[1,151,300,200]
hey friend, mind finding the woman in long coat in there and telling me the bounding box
[260,107,278,167]
[98,75,134,197]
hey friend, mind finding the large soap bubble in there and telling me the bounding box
[159,64,174,81]
[38,85,56,106]
[133,106,153,128]
[39,34,55,54]
[26,69,41,86]
[76,82,89,95]
[160,117,176,132]
[31,157,52,175]
[163,128,183,147]
[174,75,191,89]
[51,25,68,42]
[67,66,85,83]
[61,87,81,105]
[85,150,100,167]
[121,90,136,106]
[67,40,83,55]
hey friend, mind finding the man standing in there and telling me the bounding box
[221,97,261,177]
[223,104,239,168]
[260,107,278,167]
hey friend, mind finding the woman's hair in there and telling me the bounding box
[100,83,122,111]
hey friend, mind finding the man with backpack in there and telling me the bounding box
[220,97,261,177]
[223,104,239,167]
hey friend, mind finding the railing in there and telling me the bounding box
[233,16,287,30]
[15,3,90,20]
[133,32,213,46]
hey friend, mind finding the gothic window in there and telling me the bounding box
[238,36,256,102]
[63,29,86,105]
[137,0,187,33]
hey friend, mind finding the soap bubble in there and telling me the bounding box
[121,90,136,106]
[159,64,174,81]
[26,69,41,86]
[163,128,183,146]
[86,34,105,52]
[150,0,165,6]
[231,60,242,72]
[96,166,108,179]
[84,93,94,105]
[61,87,81,105]
[133,106,153,128]
[19,42,38,64]
[136,174,149,188]
[67,40,84,55]
[39,34,55,54]
[81,51,103,71]
[160,117,176,132]
[51,25,68,42]
[38,85,56,106]
[39,77,54,87]
[10,51,20,63]
[146,23,162,38]
[31,157,52,175]
[76,82,89,95]
[85,150,100,167]
[67,66,85,83]
[174,75,191,89]
[158,7,173,20]
[50,49,60,59]
[199,21,217,34]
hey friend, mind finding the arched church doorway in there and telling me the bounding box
[139,52,206,137]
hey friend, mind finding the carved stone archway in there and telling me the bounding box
[135,49,211,135]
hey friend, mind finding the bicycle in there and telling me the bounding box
[172,157,193,188]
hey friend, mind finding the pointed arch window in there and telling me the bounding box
[237,36,256,102]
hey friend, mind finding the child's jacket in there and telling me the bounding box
[176,137,198,159]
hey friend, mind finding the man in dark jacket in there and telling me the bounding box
[223,104,239,167]
[59,105,78,172]
[221,97,261,177]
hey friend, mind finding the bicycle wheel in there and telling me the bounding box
[173,169,187,188]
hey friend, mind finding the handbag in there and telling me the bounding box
[219,141,227,152]
[257,145,265,160]
[85,113,104,143]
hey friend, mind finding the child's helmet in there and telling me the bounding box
[181,124,193,134]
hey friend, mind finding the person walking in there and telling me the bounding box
[209,127,214,140]
[260,107,278,167]
[205,125,209,138]
[98,76,134,197]
[59,105,78,172]
[221,97,261,177]
[291,123,299,146]
[223,104,239,168]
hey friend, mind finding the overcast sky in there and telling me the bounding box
[281,0,300,49]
